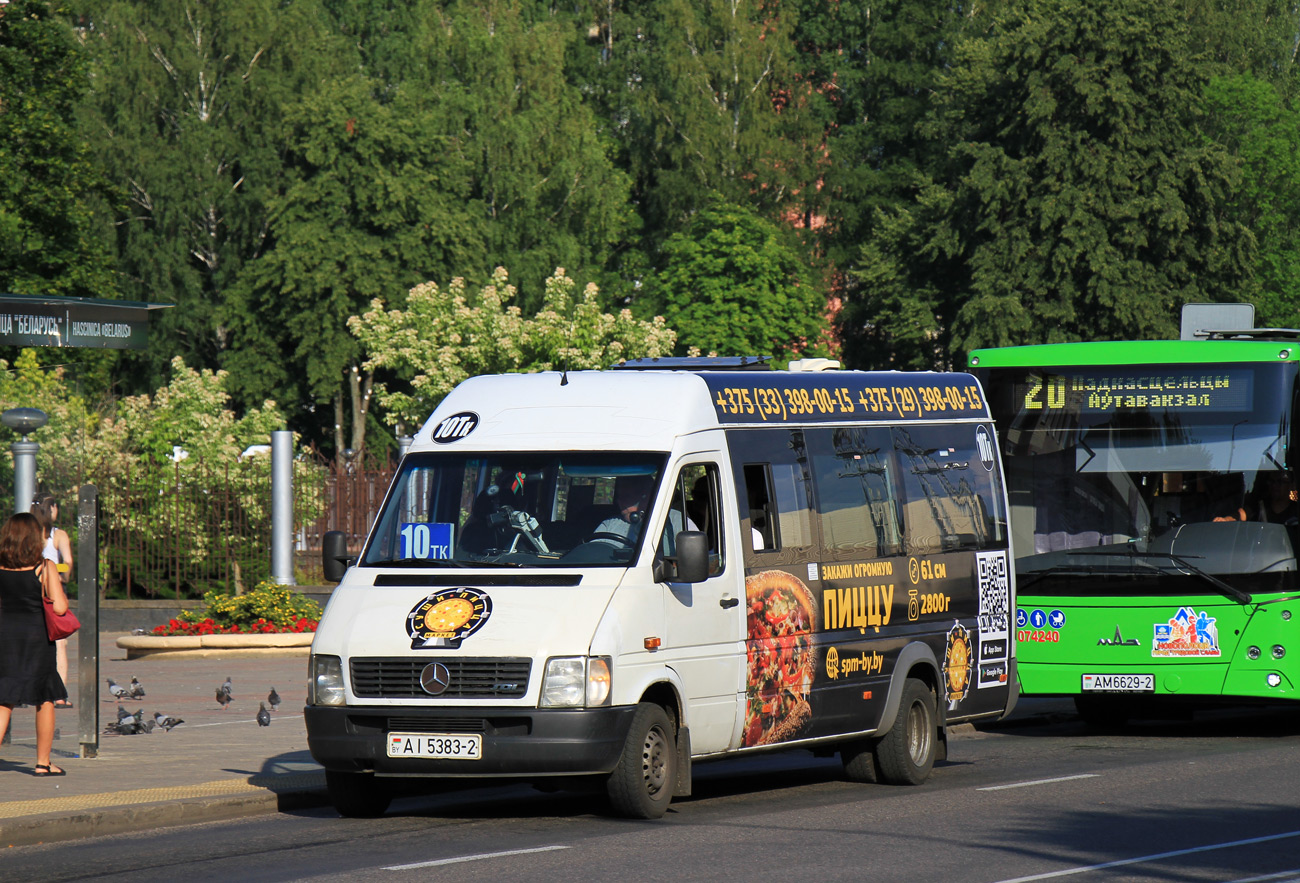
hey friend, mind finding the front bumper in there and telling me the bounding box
[305,704,637,777]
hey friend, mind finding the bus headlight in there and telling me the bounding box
[310,654,346,706]
[540,656,613,708]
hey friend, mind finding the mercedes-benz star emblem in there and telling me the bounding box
[420,662,452,696]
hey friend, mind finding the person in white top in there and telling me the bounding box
[31,495,73,708]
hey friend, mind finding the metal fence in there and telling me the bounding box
[37,454,398,599]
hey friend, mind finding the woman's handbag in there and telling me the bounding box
[43,595,80,641]
[41,563,80,641]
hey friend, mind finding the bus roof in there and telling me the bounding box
[969,338,1300,368]
[417,368,991,452]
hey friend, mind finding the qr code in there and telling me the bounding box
[976,551,1009,636]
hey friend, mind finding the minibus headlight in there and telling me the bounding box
[310,654,345,706]
[540,656,613,708]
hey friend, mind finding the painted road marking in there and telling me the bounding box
[993,830,1300,883]
[383,846,571,870]
[977,774,1099,791]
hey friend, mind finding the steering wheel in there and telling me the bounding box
[588,531,636,548]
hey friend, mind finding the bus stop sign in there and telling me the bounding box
[0,294,171,350]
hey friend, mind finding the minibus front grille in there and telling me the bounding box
[350,658,532,699]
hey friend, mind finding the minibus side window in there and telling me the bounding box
[807,427,902,560]
[659,463,725,576]
[729,429,815,556]
[893,424,1007,554]
[742,464,776,551]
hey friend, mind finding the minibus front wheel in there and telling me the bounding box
[606,702,676,819]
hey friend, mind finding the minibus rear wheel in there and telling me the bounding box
[606,702,676,819]
[326,769,393,818]
[874,677,937,785]
[840,736,881,783]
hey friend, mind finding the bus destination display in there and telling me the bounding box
[1015,368,1253,415]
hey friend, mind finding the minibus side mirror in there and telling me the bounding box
[670,531,709,584]
[322,530,352,583]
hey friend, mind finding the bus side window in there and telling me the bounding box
[743,464,775,551]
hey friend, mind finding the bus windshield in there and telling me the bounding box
[979,362,1299,589]
[361,452,669,568]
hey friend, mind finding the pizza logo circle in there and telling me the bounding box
[943,622,973,706]
[407,587,491,649]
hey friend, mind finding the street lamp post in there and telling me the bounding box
[2,407,48,513]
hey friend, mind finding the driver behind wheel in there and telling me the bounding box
[592,475,655,545]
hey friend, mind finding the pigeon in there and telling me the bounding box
[267,687,281,713]
[106,708,151,735]
[107,678,126,700]
[220,677,233,699]
[215,686,232,711]
[256,702,271,727]
[154,712,184,732]
[127,676,146,699]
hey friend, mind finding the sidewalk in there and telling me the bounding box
[0,631,329,848]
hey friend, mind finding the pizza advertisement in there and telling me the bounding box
[742,570,818,747]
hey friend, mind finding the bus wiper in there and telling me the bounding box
[1021,547,1252,604]
[1018,562,1130,592]
[1127,551,1253,605]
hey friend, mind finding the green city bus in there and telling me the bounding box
[969,309,1300,723]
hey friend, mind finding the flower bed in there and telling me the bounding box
[149,580,321,636]
[152,616,318,637]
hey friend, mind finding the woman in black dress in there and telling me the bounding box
[0,512,70,776]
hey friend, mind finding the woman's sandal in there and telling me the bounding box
[53,700,73,709]
[33,764,66,777]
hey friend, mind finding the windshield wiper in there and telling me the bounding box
[1020,547,1253,604]
[1128,551,1253,605]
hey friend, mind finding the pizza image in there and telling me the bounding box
[423,598,475,633]
[743,570,817,746]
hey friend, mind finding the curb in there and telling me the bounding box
[0,774,330,848]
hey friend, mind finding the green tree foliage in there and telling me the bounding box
[223,76,485,458]
[349,267,678,430]
[648,201,830,361]
[0,0,117,299]
[1184,0,1300,96]
[845,0,1255,368]
[0,349,97,497]
[1204,74,1300,326]
[584,0,821,267]
[101,356,284,466]
[77,0,347,386]
[791,0,991,275]
[429,1,636,310]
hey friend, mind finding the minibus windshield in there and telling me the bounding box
[361,452,669,567]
